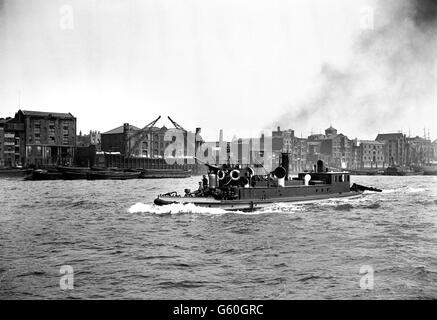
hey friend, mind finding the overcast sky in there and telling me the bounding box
[0,0,436,141]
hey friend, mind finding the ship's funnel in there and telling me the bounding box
[281,153,290,180]
[317,160,324,173]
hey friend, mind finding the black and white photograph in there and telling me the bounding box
[0,0,436,306]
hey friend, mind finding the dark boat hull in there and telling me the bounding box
[154,190,364,211]
[0,168,27,178]
[422,165,437,175]
[385,171,423,176]
[87,171,142,180]
[61,170,89,180]
[424,171,437,176]
[25,170,63,180]
[140,169,191,179]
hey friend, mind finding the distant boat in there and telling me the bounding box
[140,168,191,179]
[23,166,192,180]
[0,167,28,178]
[350,169,382,176]
[420,163,437,176]
[24,169,63,180]
[61,170,90,180]
[87,170,142,180]
[384,166,423,176]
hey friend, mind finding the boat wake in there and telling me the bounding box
[406,187,426,193]
[128,194,381,216]
[128,202,233,215]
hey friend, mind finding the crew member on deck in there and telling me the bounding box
[195,181,204,196]
[202,175,208,188]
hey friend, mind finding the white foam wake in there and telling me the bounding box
[381,189,396,194]
[128,202,232,215]
[406,187,426,193]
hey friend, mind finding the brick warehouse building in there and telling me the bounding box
[101,123,170,158]
[357,140,385,169]
[376,133,407,166]
[1,110,76,167]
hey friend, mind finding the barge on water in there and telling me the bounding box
[154,159,382,211]
[23,166,192,180]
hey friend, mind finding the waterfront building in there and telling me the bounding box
[0,110,76,167]
[357,140,385,169]
[272,127,293,154]
[77,130,101,151]
[306,127,354,169]
[376,133,407,166]
[101,124,139,154]
[1,117,24,167]
[307,134,324,166]
[406,136,432,165]
[271,126,298,169]
[432,140,437,161]
[290,137,308,172]
[101,122,202,159]
[323,126,354,169]
[0,118,5,166]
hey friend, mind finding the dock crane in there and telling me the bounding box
[167,116,187,133]
[167,116,203,162]
[126,115,161,157]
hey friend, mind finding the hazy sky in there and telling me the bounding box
[0,0,436,141]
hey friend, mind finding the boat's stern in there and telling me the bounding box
[153,194,181,206]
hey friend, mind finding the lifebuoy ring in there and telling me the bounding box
[217,170,226,180]
[230,169,240,181]
[246,167,255,176]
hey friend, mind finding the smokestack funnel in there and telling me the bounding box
[281,153,290,180]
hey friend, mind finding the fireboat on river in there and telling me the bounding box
[154,156,382,211]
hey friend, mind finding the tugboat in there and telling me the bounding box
[417,162,437,176]
[154,157,382,211]
[384,166,423,176]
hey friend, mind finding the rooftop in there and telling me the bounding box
[376,133,405,140]
[19,110,75,119]
[359,140,385,145]
[102,124,140,135]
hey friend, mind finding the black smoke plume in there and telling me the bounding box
[273,0,437,138]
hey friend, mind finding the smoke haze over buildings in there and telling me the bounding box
[273,0,437,139]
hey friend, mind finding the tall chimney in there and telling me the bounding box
[123,123,130,155]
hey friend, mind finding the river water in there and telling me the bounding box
[0,175,436,299]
